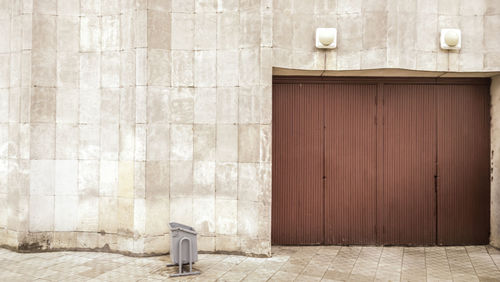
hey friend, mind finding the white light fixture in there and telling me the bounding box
[316,28,337,49]
[440,29,461,50]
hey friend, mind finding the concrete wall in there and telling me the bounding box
[491,75,500,248]
[0,0,499,256]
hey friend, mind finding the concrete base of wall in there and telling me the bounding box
[0,231,271,257]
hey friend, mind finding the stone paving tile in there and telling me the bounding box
[1,246,500,281]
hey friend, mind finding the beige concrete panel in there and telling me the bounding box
[79,89,101,124]
[486,52,500,70]
[120,88,136,124]
[216,124,238,162]
[99,196,117,233]
[238,90,262,124]
[240,10,261,48]
[217,12,239,50]
[79,124,100,160]
[147,87,169,124]
[133,198,146,235]
[30,87,55,123]
[194,88,216,124]
[55,124,78,160]
[337,0,361,14]
[136,48,148,86]
[194,50,216,87]
[29,160,55,196]
[170,160,193,197]
[101,88,120,123]
[485,15,500,51]
[56,88,79,124]
[147,49,171,86]
[459,53,484,71]
[195,13,216,50]
[135,125,147,161]
[32,14,56,51]
[217,50,239,87]
[54,195,78,231]
[57,52,79,88]
[215,198,237,235]
[101,123,119,161]
[134,161,146,198]
[238,163,260,202]
[170,87,194,123]
[57,16,79,52]
[145,161,169,198]
[237,200,259,237]
[80,16,101,52]
[272,12,292,49]
[101,16,120,51]
[30,123,55,160]
[80,0,100,15]
[460,16,484,52]
[0,124,6,158]
[171,13,194,50]
[118,161,134,198]
[438,0,460,15]
[146,123,169,161]
[148,0,171,12]
[101,52,120,88]
[55,160,78,196]
[217,87,238,124]
[134,10,147,48]
[260,125,271,163]
[0,90,7,123]
[238,124,260,163]
[29,195,54,232]
[78,160,99,197]
[57,0,79,15]
[117,198,134,233]
[171,50,194,87]
[120,12,134,50]
[239,48,260,86]
[193,197,215,235]
[32,50,56,87]
[147,10,171,50]
[77,196,99,232]
[415,51,437,71]
[99,160,118,197]
[79,53,100,89]
[193,161,215,196]
[194,124,216,161]
[136,86,147,123]
[170,197,193,225]
[146,197,169,235]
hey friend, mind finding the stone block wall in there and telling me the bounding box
[0,0,499,256]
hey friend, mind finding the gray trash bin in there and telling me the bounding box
[167,222,200,277]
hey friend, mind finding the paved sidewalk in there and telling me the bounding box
[1,245,500,281]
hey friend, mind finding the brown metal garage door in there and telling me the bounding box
[272,77,490,246]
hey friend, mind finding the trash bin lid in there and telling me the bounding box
[169,222,197,235]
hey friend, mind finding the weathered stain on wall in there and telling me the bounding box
[0,0,499,256]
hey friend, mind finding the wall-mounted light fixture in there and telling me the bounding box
[316,28,337,49]
[440,29,461,50]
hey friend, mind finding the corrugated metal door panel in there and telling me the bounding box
[272,83,324,245]
[382,84,436,245]
[324,84,378,244]
[436,84,490,245]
